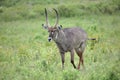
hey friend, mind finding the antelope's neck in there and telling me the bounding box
[54,30,66,43]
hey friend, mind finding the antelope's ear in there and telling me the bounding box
[42,24,48,30]
[57,25,62,30]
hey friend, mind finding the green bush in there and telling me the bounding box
[0,0,120,21]
[58,5,76,17]
[0,0,19,7]
[97,0,120,14]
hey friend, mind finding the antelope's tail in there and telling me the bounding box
[87,38,96,40]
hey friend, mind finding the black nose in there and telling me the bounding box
[48,37,52,42]
[48,38,51,42]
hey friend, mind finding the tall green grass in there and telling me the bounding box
[0,0,120,80]
[0,14,120,80]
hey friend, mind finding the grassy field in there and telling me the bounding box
[0,0,120,80]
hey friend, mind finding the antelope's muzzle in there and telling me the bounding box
[48,37,52,42]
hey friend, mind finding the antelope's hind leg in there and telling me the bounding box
[75,49,83,70]
[75,43,86,70]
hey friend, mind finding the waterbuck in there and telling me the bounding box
[42,8,95,70]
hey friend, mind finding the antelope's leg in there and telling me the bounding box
[70,49,76,69]
[75,48,84,70]
[79,51,84,69]
[78,58,81,70]
[60,52,65,69]
[80,53,84,68]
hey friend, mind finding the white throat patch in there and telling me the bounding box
[55,33,58,39]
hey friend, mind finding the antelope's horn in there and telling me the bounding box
[45,8,50,27]
[53,8,59,28]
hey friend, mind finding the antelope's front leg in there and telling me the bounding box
[60,52,65,69]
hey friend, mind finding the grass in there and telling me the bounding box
[0,14,120,80]
[0,0,120,80]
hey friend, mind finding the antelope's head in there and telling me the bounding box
[42,8,62,42]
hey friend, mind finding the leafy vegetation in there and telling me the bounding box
[0,0,120,80]
[0,0,120,21]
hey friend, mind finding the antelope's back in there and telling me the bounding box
[63,27,87,48]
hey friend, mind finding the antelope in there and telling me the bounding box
[42,8,95,70]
